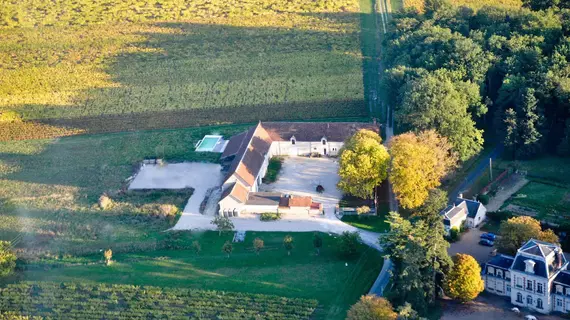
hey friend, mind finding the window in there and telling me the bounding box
[537,298,543,309]
[291,138,296,145]
[517,293,523,303]
[507,285,511,293]
[537,283,543,294]
[322,139,326,145]
[557,299,563,307]
[332,148,336,151]
[557,285,563,294]
[566,287,570,296]
[527,280,533,291]
[527,295,533,305]
[488,266,495,275]
[505,271,511,280]
[497,270,503,278]
[516,277,522,288]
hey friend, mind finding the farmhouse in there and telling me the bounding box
[483,239,570,314]
[441,196,487,235]
[217,121,378,216]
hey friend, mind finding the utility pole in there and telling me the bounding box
[489,157,493,180]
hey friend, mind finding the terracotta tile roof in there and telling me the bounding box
[279,195,313,208]
[262,122,379,142]
[220,181,249,203]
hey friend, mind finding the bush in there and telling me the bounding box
[98,194,113,210]
[260,212,281,221]
[477,194,490,205]
[104,249,112,266]
[262,157,283,183]
[191,241,201,255]
[339,231,361,256]
[449,227,460,242]
[356,205,371,215]
[486,211,513,223]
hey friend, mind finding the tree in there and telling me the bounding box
[211,216,234,236]
[222,241,233,258]
[253,238,264,255]
[192,240,201,255]
[503,108,519,157]
[346,295,397,320]
[497,216,559,255]
[518,88,542,157]
[444,254,484,303]
[313,232,323,256]
[338,129,390,199]
[0,241,16,277]
[380,212,452,315]
[557,120,570,156]
[389,130,457,209]
[283,235,294,256]
[413,188,448,219]
[396,303,426,320]
[448,227,460,242]
[339,231,361,256]
[103,249,113,266]
[522,0,566,10]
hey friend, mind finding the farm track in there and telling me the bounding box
[0,100,367,141]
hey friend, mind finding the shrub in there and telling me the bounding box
[449,227,460,242]
[211,216,234,236]
[477,194,490,205]
[283,235,294,256]
[347,295,397,320]
[313,232,323,255]
[222,241,233,258]
[158,204,179,217]
[486,211,513,223]
[262,157,283,183]
[253,238,264,255]
[104,249,112,266]
[339,231,361,256]
[260,212,281,221]
[356,205,370,216]
[98,194,113,210]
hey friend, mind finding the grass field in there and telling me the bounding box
[5,231,384,320]
[506,181,569,218]
[0,0,367,141]
[341,213,390,232]
[0,124,249,257]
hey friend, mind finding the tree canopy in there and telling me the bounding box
[338,129,390,199]
[444,254,484,303]
[0,241,16,277]
[346,295,397,320]
[389,130,457,209]
[497,216,559,255]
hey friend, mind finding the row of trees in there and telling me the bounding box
[382,0,570,159]
[338,129,456,209]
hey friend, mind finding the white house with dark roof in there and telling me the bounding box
[441,197,487,235]
[483,239,570,314]
[217,121,378,216]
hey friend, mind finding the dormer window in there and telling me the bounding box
[291,136,296,145]
[524,259,536,274]
[321,137,327,145]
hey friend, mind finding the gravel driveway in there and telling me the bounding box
[448,228,495,264]
[129,162,223,214]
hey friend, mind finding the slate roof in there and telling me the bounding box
[510,239,567,279]
[487,254,515,269]
[554,271,570,286]
[262,122,379,142]
[245,192,281,206]
[453,197,483,218]
[221,131,247,159]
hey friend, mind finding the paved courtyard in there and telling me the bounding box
[448,228,495,264]
[128,162,223,214]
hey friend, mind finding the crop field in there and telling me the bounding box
[0,282,318,319]
[0,124,248,258]
[506,182,569,220]
[4,231,384,320]
[0,0,367,141]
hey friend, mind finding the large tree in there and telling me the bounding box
[497,216,559,255]
[389,130,457,209]
[381,212,452,315]
[338,129,390,199]
[346,295,397,320]
[397,71,485,161]
[444,254,484,303]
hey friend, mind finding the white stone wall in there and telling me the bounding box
[271,141,344,157]
[242,204,279,214]
[510,271,553,314]
[218,196,243,216]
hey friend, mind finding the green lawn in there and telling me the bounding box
[341,212,390,233]
[0,124,248,257]
[9,231,384,320]
[499,156,570,185]
[506,181,569,218]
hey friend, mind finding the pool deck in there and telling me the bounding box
[195,136,228,153]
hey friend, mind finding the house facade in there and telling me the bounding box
[483,239,570,314]
[441,197,487,235]
[217,121,378,216]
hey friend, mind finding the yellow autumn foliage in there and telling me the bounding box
[444,253,484,303]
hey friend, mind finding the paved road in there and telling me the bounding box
[449,145,503,201]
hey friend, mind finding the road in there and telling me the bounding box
[449,145,503,201]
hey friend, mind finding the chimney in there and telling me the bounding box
[459,193,463,199]
[556,249,563,268]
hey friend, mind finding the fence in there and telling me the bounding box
[480,169,510,194]
[336,207,377,216]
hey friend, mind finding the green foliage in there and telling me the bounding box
[222,240,233,258]
[0,241,16,277]
[497,216,559,255]
[444,254,484,303]
[522,0,569,10]
[356,206,371,215]
[0,282,318,319]
[346,295,397,320]
[253,238,264,255]
[448,227,461,242]
[341,215,390,233]
[477,194,490,205]
[381,212,451,315]
[413,188,449,219]
[191,240,201,255]
[263,157,283,184]
[338,231,362,257]
[283,235,294,255]
[211,216,235,236]
[103,249,112,266]
[338,130,390,199]
[260,212,281,221]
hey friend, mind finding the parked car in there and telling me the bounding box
[481,232,497,241]
[479,239,494,247]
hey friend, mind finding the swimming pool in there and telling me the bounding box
[195,135,222,152]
